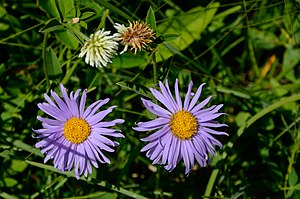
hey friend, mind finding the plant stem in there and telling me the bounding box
[152,52,157,84]
[42,33,50,88]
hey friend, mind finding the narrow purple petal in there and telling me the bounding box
[92,119,124,128]
[38,103,68,122]
[140,125,170,142]
[202,127,228,136]
[201,122,228,128]
[134,117,169,131]
[181,142,191,174]
[183,81,193,111]
[159,80,178,112]
[44,93,56,106]
[188,83,205,111]
[174,79,182,110]
[142,98,172,117]
[150,88,176,113]
[161,133,173,164]
[51,90,72,119]
[83,98,109,119]
[79,89,87,118]
[197,113,225,123]
[86,106,116,126]
[190,96,212,114]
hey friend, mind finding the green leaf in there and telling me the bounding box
[250,28,281,50]
[0,192,18,199]
[79,21,87,29]
[289,168,299,187]
[81,11,95,19]
[112,53,148,69]
[56,0,76,19]
[146,6,156,31]
[294,183,300,190]
[11,159,28,173]
[1,178,18,188]
[54,28,79,49]
[266,162,283,182]
[156,2,219,62]
[277,48,299,82]
[37,0,60,19]
[45,47,62,78]
[40,18,63,33]
[0,150,11,158]
[13,140,43,157]
[162,34,180,42]
[216,86,250,99]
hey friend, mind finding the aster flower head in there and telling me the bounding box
[79,29,119,67]
[33,84,124,179]
[114,21,156,54]
[133,79,228,174]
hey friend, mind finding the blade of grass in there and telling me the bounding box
[237,93,300,137]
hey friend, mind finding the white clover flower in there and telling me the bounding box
[79,29,119,67]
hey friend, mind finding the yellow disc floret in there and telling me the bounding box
[64,117,91,144]
[170,110,198,139]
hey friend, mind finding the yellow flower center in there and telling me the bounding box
[64,117,91,144]
[170,110,198,139]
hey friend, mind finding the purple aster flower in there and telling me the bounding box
[133,79,228,174]
[33,84,124,179]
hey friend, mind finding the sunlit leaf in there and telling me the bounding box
[54,28,79,49]
[37,0,60,19]
[156,2,219,62]
[81,11,95,19]
[112,53,148,69]
[0,178,18,187]
[57,0,76,19]
[10,159,28,173]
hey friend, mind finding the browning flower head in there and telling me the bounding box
[114,21,156,54]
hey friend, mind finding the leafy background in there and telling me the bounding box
[0,0,300,198]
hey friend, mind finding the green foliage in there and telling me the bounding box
[0,0,300,198]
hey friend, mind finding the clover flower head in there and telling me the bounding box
[114,21,156,54]
[33,84,124,179]
[133,79,228,174]
[79,29,119,67]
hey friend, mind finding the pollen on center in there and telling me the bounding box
[170,110,198,139]
[64,117,91,144]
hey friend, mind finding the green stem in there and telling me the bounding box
[283,138,300,198]
[61,59,81,85]
[42,33,50,87]
[0,22,43,42]
[152,52,157,84]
